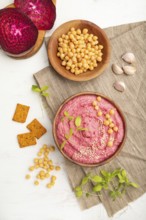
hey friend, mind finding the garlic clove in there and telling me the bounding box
[122,52,136,64]
[113,81,126,92]
[112,64,124,75]
[122,65,136,75]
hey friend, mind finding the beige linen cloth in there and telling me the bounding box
[34,21,146,216]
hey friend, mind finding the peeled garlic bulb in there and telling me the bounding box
[112,64,124,75]
[113,81,126,92]
[123,65,136,75]
[122,52,136,64]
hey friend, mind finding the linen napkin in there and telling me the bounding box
[34,21,146,216]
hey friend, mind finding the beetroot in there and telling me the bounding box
[14,0,56,30]
[0,8,38,55]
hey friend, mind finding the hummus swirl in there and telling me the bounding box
[55,94,125,165]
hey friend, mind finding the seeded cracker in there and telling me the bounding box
[17,132,36,148]
[27,119,47,139]
[12,103,30,123]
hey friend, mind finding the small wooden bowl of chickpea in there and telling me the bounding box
[48,20,111,81]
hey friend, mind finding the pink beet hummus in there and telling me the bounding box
[55,94,125,165]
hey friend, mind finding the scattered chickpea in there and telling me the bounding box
[51,176,57,181]
[29,166,35,171]
[108,129,113,134]
[108,118,112,123]
[50,165,55,170]
[46,183,52,188]
[113,126,118,132]
[34,158,38,163]
[109,123,114,128]
[97,96,102,102]
[25,144,61,188]
[104,120,110,126]
[45,173,50,178]
[105,114,110,119]
[49,146,55,152]
[109,109,115,115]
[55,166,61,171]
[34,180,39,186]
[97,111,102,117]
[92,100,97,106]
[107,141,113,147]
[94,105,99,110]
[37,152,42,157]
[25,174,31,180]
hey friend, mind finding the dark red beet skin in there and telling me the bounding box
[14,0,56,30]
[0,8,38,55]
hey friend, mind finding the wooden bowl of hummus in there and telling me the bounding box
[53,92,127,167]
[48,20,111,81]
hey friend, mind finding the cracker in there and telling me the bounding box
[27,119,47,139]
[17,132,36,148]
[12,103,30,123]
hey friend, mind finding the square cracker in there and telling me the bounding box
[27,119,47,139]
[17,132,36,148]
[12,104,30,123]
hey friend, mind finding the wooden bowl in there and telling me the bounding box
[48,20,111,81]
[53,92,127,167]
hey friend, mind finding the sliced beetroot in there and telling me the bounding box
[14,0,56,30]
[0,8,38,55]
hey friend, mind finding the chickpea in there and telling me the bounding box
[104,120,110,126]
[97,96,101,102]
[107,141,113,147]
[83,28,88,34]
[108,129,113,134]
[97,111,102,117]
[113,126,118,132]
[109,109,115,115]
[34,180,39,186]
[25,174,31,179]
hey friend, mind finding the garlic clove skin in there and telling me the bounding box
[113,81,126,92]
[122,52,136,64]
[112,64,124,75]
[122,65,136,75]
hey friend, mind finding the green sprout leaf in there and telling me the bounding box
[41,85,49,91]
[32,85,41,92]
[64,111,69,117]
[86,192,90,197]
[75,116,82,127]
[117,174,125,183]
[42,92,49,97]
[77,127,88,131]
[74,186,82,192]
[91,175,103,183]
[65,128,73,140]
[121,169,127,177]
[129,182,139,188]
[73,168,139,201]
[93,184,102,192]
[100,170,109,177]
[63,111,74,121]
[81,176,89,186]
[32,85,49,97]
[60,140,67,150]
[75,190,83,198]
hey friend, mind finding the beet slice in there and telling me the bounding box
[0,8,38,55]
[14,0,56,30]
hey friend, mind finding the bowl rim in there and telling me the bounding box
[53,91,127,167]
[48,19,111,82]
